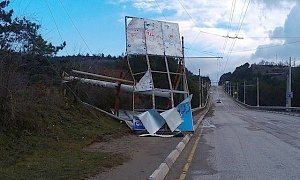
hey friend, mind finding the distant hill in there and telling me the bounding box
[219,62,300,107]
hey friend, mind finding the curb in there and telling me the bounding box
[148,102,211,180]
[226,91,300,117]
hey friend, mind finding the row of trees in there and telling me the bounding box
[219,62,300,107]
[0,0,66,132]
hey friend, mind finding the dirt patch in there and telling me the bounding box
[84,134,139,157]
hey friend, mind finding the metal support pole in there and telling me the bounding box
[199,69,201,107]
[229,82,232,96]
[182,36,188,99]
[164,55,174,107]
[243,80,246,104]
[143,21,155,109]
[227,82,229,93]
[201,78,204,107]
[286,57,292,108]
[237,82,239,100]
[257,77,259,107]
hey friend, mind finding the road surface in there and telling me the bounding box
[176,86,300,180]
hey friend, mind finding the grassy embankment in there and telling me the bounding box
[0,92,130,179]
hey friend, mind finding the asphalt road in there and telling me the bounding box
[185,86,300,180]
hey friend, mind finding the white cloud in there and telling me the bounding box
[114,0,297,80]
[252,1,300,60]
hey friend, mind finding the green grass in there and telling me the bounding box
[0,98,130,179]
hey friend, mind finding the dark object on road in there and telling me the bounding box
[216,99,221,103]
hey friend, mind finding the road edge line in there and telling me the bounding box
[148,103,211,180]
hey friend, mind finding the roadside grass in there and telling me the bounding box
[0,98,130,179]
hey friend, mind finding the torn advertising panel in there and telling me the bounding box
[162,22,182,57]
[126,17,146,55]
[144,19,164,55]
[176,95,194,132]
[137,109,166,134]
[160,107,182,132]
[126,16,183,57]
[134,70,153,92]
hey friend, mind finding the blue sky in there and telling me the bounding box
[10,0,132,56]
[8,0,300,81]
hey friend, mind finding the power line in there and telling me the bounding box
[176,0,224,38]
[246,36,300,39]
[44,0,69,55]
[229,0,237,31]
[57,0,93,55]
[219,0,238,82]
[154,0,167,21]
[176,0,226,76]
[222,0,250,75]
[184,47,221,56]
[236,0,250,35]
[230,40,300,54]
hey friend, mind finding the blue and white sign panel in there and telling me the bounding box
[132,116,145,131]
[177,95,194,132]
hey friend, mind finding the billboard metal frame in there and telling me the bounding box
[125,16,189,115]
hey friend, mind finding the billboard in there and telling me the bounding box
[126,16,183,57]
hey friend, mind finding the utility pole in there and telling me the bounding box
[199,69,201,107]
[286,57,292,108]
[227,81,230,94]
[181,36,188,99]
[243,80,246,104]
[201,78,204,107]
[229,82,232,96]
[227,82,229,93]
[257,77,259,107]
[236,82,239,100]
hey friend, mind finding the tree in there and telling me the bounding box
[0,0,65,56]
[0,0,66,131]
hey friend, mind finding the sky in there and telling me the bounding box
[8,0,300,82]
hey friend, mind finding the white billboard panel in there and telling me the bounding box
[126,18,146,55]
[162,22,183,57]
[144,20,164,55]
[126,17,183,57]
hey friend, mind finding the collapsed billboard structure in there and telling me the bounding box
[125,16,193,133]
[63,16,194,135]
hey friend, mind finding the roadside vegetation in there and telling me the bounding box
[0,1,129,179]
[0,1,209,178]
[219,62,300,106]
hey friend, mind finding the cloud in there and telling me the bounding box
[111,0,297,78]
[252,1,300,60]
[253,0,297,9]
